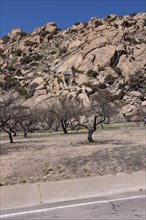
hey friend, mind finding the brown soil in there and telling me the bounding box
[0,123,146,186]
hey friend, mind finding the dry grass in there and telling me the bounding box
[0,122,146,186]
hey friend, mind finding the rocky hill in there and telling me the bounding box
[0,13,146,121]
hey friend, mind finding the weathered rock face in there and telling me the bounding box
[0,13,146,121]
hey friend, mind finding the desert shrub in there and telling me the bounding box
[50,50,57,55]
[86,69,98,78]
[0,53,7,59]
[130,12,137,17]
[59,47,67,56]
[74,22,80,26]
[25,40,37,46]
[83,22,88,28]
[118,83,125,89]
[7,66,16,72]
[2,35,10,44]
[114,23,118,28]
[47,34,54,41]
[40,30,49,38]
[15,86,28,98]
[104,74,115,85]
[21,32,27,37]
[125,36,138,44]
[97,83,106,89]
[4,76,19,90]
[122,20,133,28]
[71,66,84,74]
[14,49,22,56]
[32,54,43,61]
[139,38,146,44]
[113,66,122,75]
[20,55,32,64]
[128,72,145,90]
[94,20,103,28]
[98,66,105,72]
[80,29,85,34]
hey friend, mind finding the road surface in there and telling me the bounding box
[1,190,145,220]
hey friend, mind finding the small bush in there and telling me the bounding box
[14,49,22,56]
[7,66,16,72]
[113,66,122,75]
[32,54,43,61]
[98,83,106,89]
[74,22,80,26]
[104,74,115,85]
[122,20,133,28]
[4,76,19,90]
[83,22,88,28]
[2,35,10,44]
[86,69,98,78]
[125,36,138,44]
[94,20,103,28]
[130,12,137,17]
[20,55,32,64]
[98,66,105,72]
[118,83,125,89]
[59,47,67,56]
[25,40,37,47]
[114,23,118,28]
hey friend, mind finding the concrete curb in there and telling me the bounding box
[0,171,145,210]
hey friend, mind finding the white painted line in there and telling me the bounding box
[1,195,146,218]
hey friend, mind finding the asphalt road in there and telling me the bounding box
[1,191,145,220]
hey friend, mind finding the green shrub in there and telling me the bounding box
[94,20,103,28]
[104,74,115,85]
[14,49,22,56]
[2,35,10,44]
[7,66,16,72]
[32,54,43,61]
[4,76,19,90]
[83,22,88,28]
[130,12,137,17]
[74,22,80,26]
[98,83,106,89]
[128,71,144,90]
[20,55,32,64]
[86,69,98,78]
[98,66,105,72]
[114,23,118,28]
[125,36,138,44]
[59,47,67,56]
[25,40,37,46]
[118,83,125,89]
[113,66,122,75]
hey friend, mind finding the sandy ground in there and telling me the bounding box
[0,123,146,186]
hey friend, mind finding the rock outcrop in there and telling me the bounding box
[0,13,146,121]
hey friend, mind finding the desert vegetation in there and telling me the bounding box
[0,89,117,143]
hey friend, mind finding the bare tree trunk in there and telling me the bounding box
[3,127,14,143]
[9,132,13,143]
[87,116,97,142]
[87,129,95,142]
[61,120,68,134]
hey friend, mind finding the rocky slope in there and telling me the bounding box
[0,13,146,121]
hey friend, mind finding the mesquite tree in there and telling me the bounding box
[0,91,23,143]
[76,90,116,142]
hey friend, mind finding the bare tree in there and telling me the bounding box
[0,91,23,143]
[75,90,117,142]
[47,95,82,134]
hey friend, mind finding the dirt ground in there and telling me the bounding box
[0,122,146,186]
